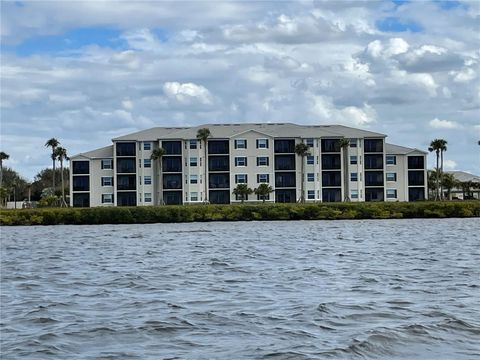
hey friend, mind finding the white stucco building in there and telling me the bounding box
[69,123,428,207]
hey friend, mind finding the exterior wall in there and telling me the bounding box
[91,158,114,207]
[385,154,407,202]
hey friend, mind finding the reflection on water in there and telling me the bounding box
[1,219,479,359]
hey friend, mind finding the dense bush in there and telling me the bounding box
[1,201,479,226]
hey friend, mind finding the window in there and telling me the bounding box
[307,190,315,199]
[235,174,247,184]
[144,193,152,202]
[305,138,314,147]
[350,139,357,148]
[144,159,152,168]
[101,159,112,170]
[190,192,198,201]
[189,139,197,149]
[307,155,314,165]
[235,157,247,166]
[350,156,357,165]
[190,175,198,184]
[386,155,396,165]
[257,156,269,166]
[144,176,152,185]
[351,172,358,182]
[102,194,113,204]
[143,142,151,151]
[235,139,247,149]
[256,139,269,149]
[386,189,397,199]
[257,174,269,183]
[351,190,359,199]
[190,157,198,166]
[101,176,113,186]
[307,173,314,182]
[386,172,397,182]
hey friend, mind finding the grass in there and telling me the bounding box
[1,201,479,226]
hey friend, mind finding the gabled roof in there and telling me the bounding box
[386,143,427,155]
[111,123,386,141]
[446,171,480,183]
[71,145,113,159]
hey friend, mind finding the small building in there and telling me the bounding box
[445,171,480,200]
[69,123,428,207]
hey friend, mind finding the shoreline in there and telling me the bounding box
[1,201,479,226]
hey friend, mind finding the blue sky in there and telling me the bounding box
[1,0,479,179]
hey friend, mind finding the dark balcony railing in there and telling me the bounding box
[162,157,182,172]
[116,142,136,157]
[117,175,136,190]
[322,171,341,187]
[275,155,295,171]
[274,139,295,153]
[408,171,425,186]
[209,156,230,172]
[408,156,425,169]
[275,172,296,188]
[208,140,229,154]
[321,139,340,153]
[117,158,136,173]
[364,139,383,153]
[365,171,384,186]
[365,154,384,170]
[321,154,341,170]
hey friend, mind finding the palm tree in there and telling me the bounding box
[150,147,166,205]
[197,128,211,203]
[233,184,253,203]
[295,142,310,203]
[0,151,9,187]
[438,139,447,200]
[45,138,60,193]
[428,139,444,200]
[54,147,69,207]
[254,183,273,203]
[441,172,457,200]
[339,138,351,202]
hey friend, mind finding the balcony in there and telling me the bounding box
[408,156,425,169]
[365,154,384,170]
[322,154,341,170]
[162,141,182,155]
[209,173,230,189]
[274,139,295,153]
[72,161,89,174]
[117,175,136,190]
[116,142,136,157]
[364,139,383,153]
[208,140,229,154]
[408,171,425,186]
[162,157,182,173]
[275,155,295,171]
[117,158,136,173]
[322,171,341,187]
[321,139,340,153]
[209,156,230,172]
[275,172,296,188]
[72,176,89,191]
[163,174,182,189]
[365,171,384,186]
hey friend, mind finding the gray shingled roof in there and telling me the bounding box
[71,145,113,159]
[446,171,480,183]
[386,143,427,155]
[111,123,386,141]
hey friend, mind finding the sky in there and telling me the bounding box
[1,0,479,180]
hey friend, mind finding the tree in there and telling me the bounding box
[295,142,310,203]
[254,183,273,203]
[438,139,447,200]
[0,151,9,187]
[1,167,29,205]
[150,147,166,205]
[233,183,253,203]
[428,139,445,201]
[30,168,69,201]
[197,128,211,203]
[54,146,69,207]
[339,138,351,202]
[441,172,457,200]
[427,169,440,200]
[45,138,60,193]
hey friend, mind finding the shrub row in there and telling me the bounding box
[1,201,479,226]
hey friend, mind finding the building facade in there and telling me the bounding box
[69,123,428,207]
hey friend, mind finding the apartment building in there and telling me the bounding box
[69,123,427,207]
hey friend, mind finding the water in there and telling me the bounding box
[1,219,479,359]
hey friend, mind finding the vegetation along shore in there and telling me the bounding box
[1,201,479,226]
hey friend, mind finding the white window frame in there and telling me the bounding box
[235,139,247,149]
[102,193,113,203]
[144,193,152,202]
[386,155,397,165]
[257,156,269,166]
[144,176,152,185]
[386,189,397,199]
[101,176,113,186]
[235,157,247,167]
[235,174,247,184]
[257,138,268,149]
[101,159,113,170]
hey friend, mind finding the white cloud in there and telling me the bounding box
[163,82,213,106]
[443,159,457,171]
[429,118,461,129]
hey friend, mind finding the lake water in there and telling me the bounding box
[1,219,479,359]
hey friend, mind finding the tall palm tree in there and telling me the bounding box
[54,146,69,207]
[428,139,443,201]
[295,142,310,203]
[150,147,166,205]
[45,138,60,193]
[438,139,447,200]
[0,151,9,188]
[197,128,211,203]
[339,138,351,202]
